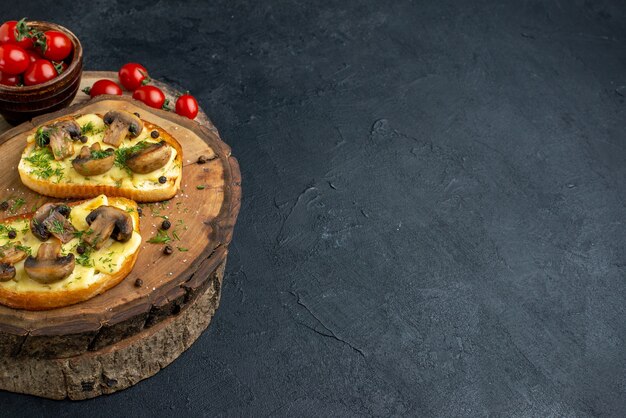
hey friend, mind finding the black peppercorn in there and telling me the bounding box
[158,176,167,184]
[134,112,141,118]
[134,278,143,287]
[163,245,173,255]
[7,230,16,239]
[76,245,86,255]
[150,130,159,138]
[161,219,171,230]
[137,207,143,216]
[0,201,8,211]
[80,135,88,143]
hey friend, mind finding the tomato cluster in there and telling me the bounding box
[0,19,73,86]
[84,62,199,120]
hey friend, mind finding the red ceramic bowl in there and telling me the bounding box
[0,21,83,125]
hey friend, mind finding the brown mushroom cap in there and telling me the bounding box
[125,141,172,174]
[83,206,134,249]
[72,142,115,176]
[53,120,81,138]
[0,263,15,282]
[24,240,75,284]
[43,120,80,161]
[0,241,27,265]
[102,111,144,147]
[31,203,76,243]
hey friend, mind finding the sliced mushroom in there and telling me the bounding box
[125,141,172,174]
[72,142,115,176]
[0,263,15,282]
[24,239,75,284]
[83,206,134,249]
[40,120,80,161]
[31,203,76,243]
[0,241,27,265]
[102,111,143,147]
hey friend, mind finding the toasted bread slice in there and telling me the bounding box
[18,114,183,202]
[0,195,141,310]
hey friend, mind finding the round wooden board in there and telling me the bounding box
[0,261,225,400]
[0,72,241,399]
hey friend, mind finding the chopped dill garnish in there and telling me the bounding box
[48,219,66,235]
[81,121,95,135]
[10,198,25,214]
[114,141,151,173]
[147,229,171,244]
[76,247,94,267]
[90,149,113,159]
[15,245,32,256]
[24,147,64,181]
[34,126,51,147]
[177,247,188,252]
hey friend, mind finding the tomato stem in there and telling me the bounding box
[15,18,31,42]
[53,61,64,75]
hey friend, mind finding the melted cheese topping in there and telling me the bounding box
[18,114,180,189]
[0,195,141,293]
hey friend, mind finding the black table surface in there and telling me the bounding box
[2,1,625,416]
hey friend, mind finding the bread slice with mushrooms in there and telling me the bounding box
[0,195,141,311]
[18,112,183,202]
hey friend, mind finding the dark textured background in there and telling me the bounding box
[1,0,625,416]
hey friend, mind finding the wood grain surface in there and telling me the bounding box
[0,261,225,400]
[0,74,241,358]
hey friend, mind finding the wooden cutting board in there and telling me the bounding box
[0,72,241,400]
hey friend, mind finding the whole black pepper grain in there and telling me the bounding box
[163,245,173,255]
[134,278,143,287]
[137,207,143,216]
[150,130,159,138]
[161,219,171,230]
[7,230,16,239]
[158,176,167,184]
[80,136,88,143]
[76,245,86,255]
[134,112,140,118]
[0,201,8,211]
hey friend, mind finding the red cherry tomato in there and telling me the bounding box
[40,31,72,61]
[0,44,29,75]
[0,20,34,50]
[132,85,165,109]
[84,79,123,97]
[175,93,199,119]
[25,49,39,64]
[119,63,149,91]
[0,71,19,86]
[23,59,57,86]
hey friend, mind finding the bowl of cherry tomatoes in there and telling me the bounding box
[0,19,82,125]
